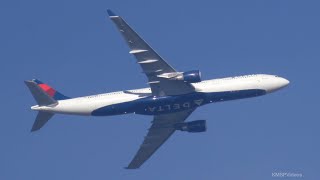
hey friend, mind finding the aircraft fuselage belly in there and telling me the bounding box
[91,89,266,116]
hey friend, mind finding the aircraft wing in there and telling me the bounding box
[107,10,194,96]
[126,109,195,169]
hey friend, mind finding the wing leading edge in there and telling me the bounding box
[126,109,195,169]
[107,10,195,96]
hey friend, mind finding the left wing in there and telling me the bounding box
[126,109,195,169]
[107,10,194,96]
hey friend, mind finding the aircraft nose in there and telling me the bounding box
[262,76,290,93]
[278,77,290,88]
[271,77,290,92]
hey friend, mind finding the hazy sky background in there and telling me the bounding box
[1,0,319,179]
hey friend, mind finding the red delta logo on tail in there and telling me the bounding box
[32,79,70,100]
[38,83,56,97]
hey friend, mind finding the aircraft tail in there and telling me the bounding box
[31,111,54,132]
[25,79,70,102]
[24,79,70,131]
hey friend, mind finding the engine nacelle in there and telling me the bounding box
[174,120,206,133]
[161,70,202,83]
[182,70,201,83]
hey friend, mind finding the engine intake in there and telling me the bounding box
[174,120,206,133]
[182,70,201,83]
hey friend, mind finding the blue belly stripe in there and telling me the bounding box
[91,89,266,116]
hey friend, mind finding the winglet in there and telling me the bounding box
[107,9,117,17]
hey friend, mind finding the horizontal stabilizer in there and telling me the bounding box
[31,111,54,132]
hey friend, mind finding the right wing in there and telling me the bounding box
[126,109,195,169]
[107,10,195,96]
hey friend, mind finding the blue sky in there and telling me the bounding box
[1,0,319,179]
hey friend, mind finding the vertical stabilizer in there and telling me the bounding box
[32,79,70,100]
[24,80,57,106]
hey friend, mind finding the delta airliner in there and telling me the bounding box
[25,10,289,169]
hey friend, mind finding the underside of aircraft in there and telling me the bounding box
[25,10,289,169]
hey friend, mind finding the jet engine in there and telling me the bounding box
[174,120,206,133]
[157,70,201,83]
[164,70,201,83]
[182,70,202,83]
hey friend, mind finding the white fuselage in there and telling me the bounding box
[31,74,289,116]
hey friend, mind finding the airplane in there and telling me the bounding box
[25,9,290,169]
